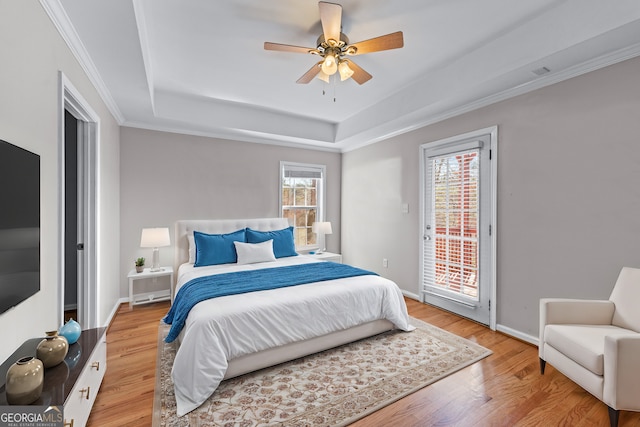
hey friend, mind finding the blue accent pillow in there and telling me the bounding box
[245,227,298,258]
[193,229,246,266]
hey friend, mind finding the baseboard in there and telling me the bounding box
[496,323,538,346]
[104,297,128,329]
[401,290,421,301]
[403,292,538,346]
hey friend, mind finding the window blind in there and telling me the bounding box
[423,149,480,300]
[283,165,323,179]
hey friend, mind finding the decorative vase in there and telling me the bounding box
[59,318,82,345]
[5,356,44,405]
[136,265,144,273]
[36,331,68,368]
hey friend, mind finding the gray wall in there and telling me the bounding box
[119,127,342,297]
[342,56,640,341]
[0,1,121,362]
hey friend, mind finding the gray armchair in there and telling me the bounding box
[539,267,640,427]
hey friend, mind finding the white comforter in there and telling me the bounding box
[171,255,414,416]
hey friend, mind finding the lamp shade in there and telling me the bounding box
[321,53,338,75]
[140,227,170,248]
[338,61,354,81]
[312,222,332,235]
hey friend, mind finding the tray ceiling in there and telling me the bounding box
[45,0,640,151]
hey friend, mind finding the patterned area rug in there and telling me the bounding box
[152,318,491,427]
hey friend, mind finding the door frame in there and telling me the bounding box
[419,126,497,330]
[58,72,99,329]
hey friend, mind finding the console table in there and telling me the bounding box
[0,327,107,427]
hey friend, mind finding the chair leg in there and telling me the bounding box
[539,358,546,374]
[608,406,619,427]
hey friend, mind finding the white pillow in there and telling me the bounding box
[233,240,276,265]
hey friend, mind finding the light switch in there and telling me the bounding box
[401,203,409,214]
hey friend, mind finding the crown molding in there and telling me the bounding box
[39,0,125,124]
[122,121,342,153]
[340,41,640,153]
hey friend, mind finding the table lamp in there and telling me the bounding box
[312,221,332,254]
[140,227,170,271]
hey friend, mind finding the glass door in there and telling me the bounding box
[421,130,495,325]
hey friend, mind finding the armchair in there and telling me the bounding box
[539,267,640,427]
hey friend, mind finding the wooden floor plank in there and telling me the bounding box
[87,298,640,426]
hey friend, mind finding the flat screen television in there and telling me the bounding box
[0,139,40,314]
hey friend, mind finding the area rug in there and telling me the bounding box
[152,317,491,427]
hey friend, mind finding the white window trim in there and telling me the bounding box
[279,161,327,251]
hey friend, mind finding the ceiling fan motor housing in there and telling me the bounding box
[315,33,356,57]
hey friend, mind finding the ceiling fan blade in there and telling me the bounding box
[296,62,322,84]
[319,1,342,43]
[264,42,316,54]
[348,31,404,55]
[347,60,372,85]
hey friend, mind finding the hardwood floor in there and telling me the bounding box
[88,299,640,426]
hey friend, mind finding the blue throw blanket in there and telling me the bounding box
[163,262,378,343]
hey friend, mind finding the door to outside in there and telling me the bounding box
[420,128,496,326]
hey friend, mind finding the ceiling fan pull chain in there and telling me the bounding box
[333,74,337,102]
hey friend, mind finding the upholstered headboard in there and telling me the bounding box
[173,218,290,274]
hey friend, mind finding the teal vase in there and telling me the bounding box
[59,318,82,345]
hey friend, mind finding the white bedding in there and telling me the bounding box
[171,255,414,416]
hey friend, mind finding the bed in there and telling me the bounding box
[168,218,414,416]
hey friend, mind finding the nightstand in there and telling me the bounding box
[127,267,174,308]
[309,252,342,263]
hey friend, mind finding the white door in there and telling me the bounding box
[420,128,496,326]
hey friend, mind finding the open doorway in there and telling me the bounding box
[64,110,80,323]
[59,72,98,329]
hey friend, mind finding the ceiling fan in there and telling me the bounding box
[264,1,404,85]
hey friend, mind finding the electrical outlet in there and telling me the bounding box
[383,258,388,268]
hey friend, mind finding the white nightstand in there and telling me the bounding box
[309,252,342,263]
[127,267,174,308]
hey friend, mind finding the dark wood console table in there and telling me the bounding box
[0,327,107,426]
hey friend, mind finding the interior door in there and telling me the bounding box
[420,130,495,325]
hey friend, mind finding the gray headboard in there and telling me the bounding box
[173,218,290,274]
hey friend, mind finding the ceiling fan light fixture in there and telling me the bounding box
[264,2,404,86]
[317,70,331,83]
[321,52,338,75]
[338,60,354,81]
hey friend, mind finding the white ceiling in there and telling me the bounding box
[44,0,640,152]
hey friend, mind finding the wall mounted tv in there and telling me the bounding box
[0,139,40,314]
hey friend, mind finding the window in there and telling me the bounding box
[280,161,326,249]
